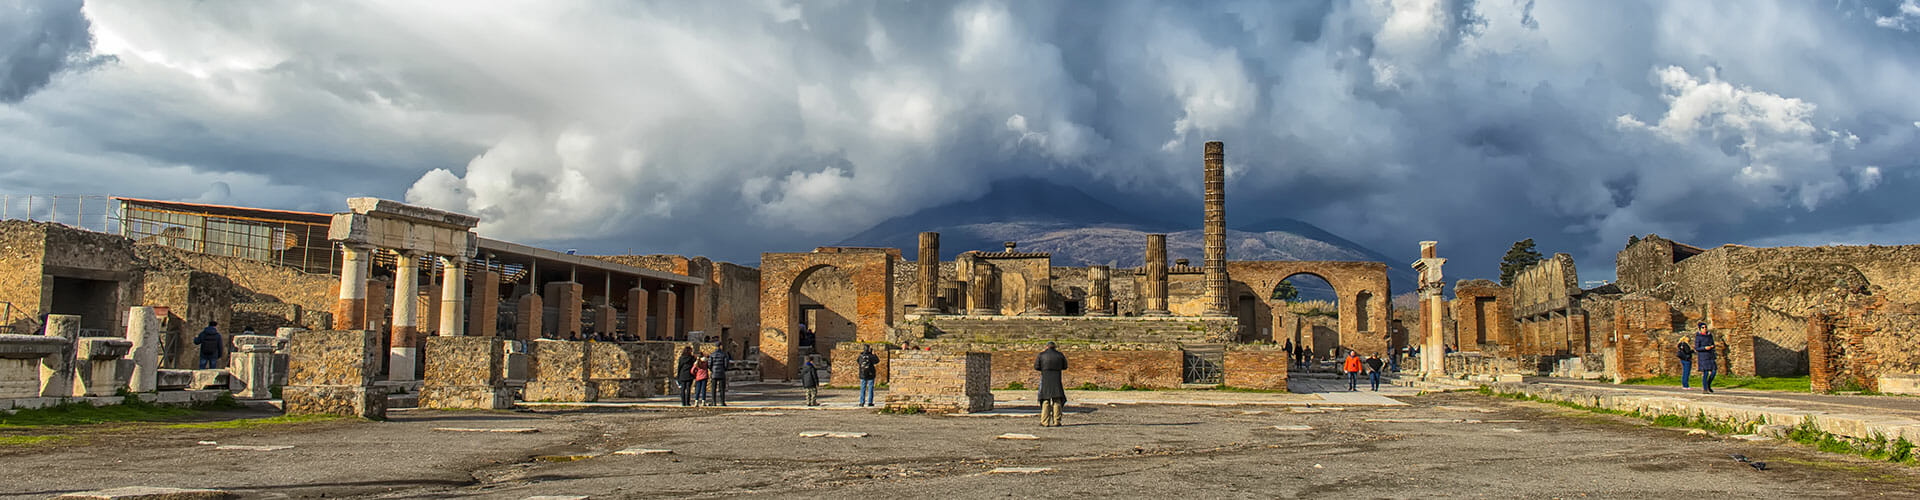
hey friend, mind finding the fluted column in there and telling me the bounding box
[914,232,941,314]
[1087,265,1112,316]
[1143,234,1170,316]
[1414,241,1448,378]
[1202,141,1230,317]
[389,251,421,381]
[439,256,467,337]
[968,259,996,315]
[334,244,373,329]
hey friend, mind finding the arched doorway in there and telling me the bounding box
[791,265,857,356]
[1277,273,1340,357]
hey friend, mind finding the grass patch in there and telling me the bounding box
[163,414,346,430]
[877,405,923,415]
[0,392,245,429]
[1619,375,1810,392]
[1004,381,1025,391]
[0,435,67,447]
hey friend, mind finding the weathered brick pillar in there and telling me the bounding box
[967,260,996,315]
[1087,265,1113,316]
[126,306,161,392]
[390,251,422,381]
[915,232,941,314]
[516,293,544,341]
[594,304,617,337]
[334,244,372,329]
[469,270,500,338]
[1808,312,1835,393]
[1202,141,1230,317]
[39,314,81,397]
[1143,234,1171,316]
[439,256,468,337]
[627,287,650,339]
[545,281,583,338]
[656,288,679,340]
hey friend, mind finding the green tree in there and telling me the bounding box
[1271,280,1299,302]
[1499,238,1544,286]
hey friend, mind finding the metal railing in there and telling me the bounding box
[0,194,119,233]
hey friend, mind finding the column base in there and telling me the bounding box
[388,347,419,381]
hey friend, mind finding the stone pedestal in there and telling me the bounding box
[885,350,992,413]
[525,340,596,402]
[73,337,133,397]
[39,314,81,397]
[228,335,278,400]
[0,334,68,399]
[420,336,511,409]
[284,330,386,419]
[126,306,162,392]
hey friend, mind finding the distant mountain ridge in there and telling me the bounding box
[836,178,1415,293]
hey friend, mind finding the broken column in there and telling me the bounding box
[627,286,649,338]
[967,258,996,315]
[915,232,941,314]
[284,329,386,419]
[439,256,468,337]
[420,336,511,409]
[0,334,67,399]
[228,335,277,399]
[1202,140,1230,317]
[655,287,678,340]
[126,306,162,392]
[468,269,500,338]
[39,314,81,397]
[1143,234,1171,316]
[1087,265,1113,316]
[1025,270,1051,316]
[334,244,372,330]
[390,251,422,381]
[72,337,132,397]
[1413,241,1448,378]
[516,292,544,341]
[272,327,303,387]
[546,281,583,337]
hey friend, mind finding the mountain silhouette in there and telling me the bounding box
[836,178,1416,294]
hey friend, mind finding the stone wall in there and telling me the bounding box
[906,315,1237,345]
[586,341,666,398]
[283,329,384,418]
[1451,279,1516,351]
[980,347,1183,390]
[760,249,894,380]
[419,336,510,409]
[1512,254,1579,317]
[1809,296,1920,392]
[525,339,595,402]
[829,343,891,386]
[1611,296,1679,381]
[1223,346,1289,390]
[884,350,991,413]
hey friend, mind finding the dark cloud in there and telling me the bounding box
[0,0,91,102]
[0,0,1917,288]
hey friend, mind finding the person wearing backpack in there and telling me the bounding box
[800,359,821,406]
[1675,340,1695,389]
[856,345,880,407]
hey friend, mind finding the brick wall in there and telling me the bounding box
[829,343,891,386]
[1224,347,1289,390]
[885,350,991,413]
[985,349,1183,390]
[918,315,1236,345]
[1611,296,1675,381]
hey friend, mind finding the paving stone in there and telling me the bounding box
[432,427,540,433]
[799,431,868,438]
[987,467,1053,474]
[196,441,217,445]
[995,433,1040,440]
[731,411,786,416]
[1365,418,1466,423]
[214,445,293,451]
[52,486,236,500]
[1272,425,1313,431]
[1238,410,1268,415]
[1494,428,1523,433]
[1731,434,1771,441]
[612,447,673,455]
[1289,408,1325,414]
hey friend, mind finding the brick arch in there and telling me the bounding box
[759,250,894,380]
[1225,261,1392,355]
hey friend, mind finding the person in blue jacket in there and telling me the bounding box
[192,321,223,369]
[1693,322,1717,394]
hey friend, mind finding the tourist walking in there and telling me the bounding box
[1364,353,1384,391]
[1343,351,1362,391]
[709,347,733,406]
[1693,322,1718,393]
[857,345,880,407]
[675,347,696,406]
[1676,340,1695,389]
[1035,342,1069,427]
[193,321,223,369]
[692,353,710,406]
[801,359,821,406]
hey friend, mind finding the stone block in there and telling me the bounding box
[227,336,277,400]
[51,486,235,500]
[155,369,195,390]
[40,314,82,397]
[420,336,511,410]
[0,334,66,399]
[885,350,991,413]
[189,370,231,390]
[283,385,385,419]
[73,355,128,397]
[1224,349,1290,390]
[985,348,1183,390]
[525,340,596,402]
[284,330,384,418]
[1878,374,1920,395]
[586,341,655,398]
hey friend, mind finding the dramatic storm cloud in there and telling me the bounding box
[2,0,1918,283]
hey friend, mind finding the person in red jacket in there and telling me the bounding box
[1343,351,1363,391]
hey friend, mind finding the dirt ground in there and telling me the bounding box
[5,388,1920,499]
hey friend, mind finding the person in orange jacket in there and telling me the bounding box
[1342,351,1363,391]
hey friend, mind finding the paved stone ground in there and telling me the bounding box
[1537,377,1920,417]
[6,387,1920,499]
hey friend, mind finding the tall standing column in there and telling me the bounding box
[126,306,161,392]
[967,259,996,316]
[390,251,422,381]
[334,244,373,330]
[469,270,500,338]
[1202,141,1230,317]
[656,287,679,340]
[1143,234,1171,316]
[440,256,467,337]
[1026,271,1051,316]
[1413,241,1448,378]
[1087,266,1113,316]
[914,232,941,314]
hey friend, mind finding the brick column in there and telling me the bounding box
[1202,141,1230,317]
[390,251,422,381]
[334,244,372,329]
[438,256,467,337]
[594,304,617,337]
[1808,312,1835,393]
[914,232,941,314]
[1143,234,1171,316]
[655,287,679,340]
[516,293,543,341]
[545,281,582,338]
[628,287,650,339]
[468,270,500,338]
[1087,265,1113,316]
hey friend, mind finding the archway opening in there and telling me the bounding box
[1274,273,1340,358]
[790,265,856,357]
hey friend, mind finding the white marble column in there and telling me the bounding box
[125,306,161,392]
[390,251,421,381]
[439,256,467,337]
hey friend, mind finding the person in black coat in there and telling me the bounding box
[801,359,821,406]
[708,347,732,406]
[192,321,223,369]
[856,345,881,407]
[1035,342,1069,427]
[675,347,697,407]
